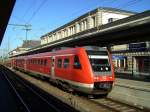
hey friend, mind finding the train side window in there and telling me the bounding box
[44,59,47,66]
[64,58,69,68]
[74,55,82,69]
[38,59,40,65]
[34,59,36,64]
[35,59,37,64]
[57,59,62,68]
[41,59,43,65]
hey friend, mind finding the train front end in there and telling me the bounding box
[85,46,115,95]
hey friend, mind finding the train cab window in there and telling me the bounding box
[73,55,82,69]
[89,56,111,72]
[64,58,69,68]
[57,59,62,68]
[86,50,111,72]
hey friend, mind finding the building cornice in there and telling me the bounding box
[41,7,136,39]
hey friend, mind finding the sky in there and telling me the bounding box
[0,0,150,56]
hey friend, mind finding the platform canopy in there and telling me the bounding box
[0,0,16,45]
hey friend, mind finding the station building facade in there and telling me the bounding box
[41,7,134,45]
[112,42,150,76]
[40,7,150,76]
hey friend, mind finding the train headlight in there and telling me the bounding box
[105,67,108,70]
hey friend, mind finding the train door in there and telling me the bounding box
[50,56,55,79]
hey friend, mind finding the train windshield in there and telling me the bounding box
[87,50,111,72]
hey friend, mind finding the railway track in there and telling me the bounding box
[0,65,78,112]
[1,65,147,112]
[90,98,144,112]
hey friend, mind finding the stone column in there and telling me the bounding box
[96,10,102,26]
[146,41,150,48]
[67,27,70,36]
[133,57,137,72]
[87,15,93,29]
[61,30,64,38]
[52,34,55,41]
[118,59,121,70]
[124,58,126,70]
[75,22,79,33]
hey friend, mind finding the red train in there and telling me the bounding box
[12,46,115,95]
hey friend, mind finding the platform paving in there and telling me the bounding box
[108,78,150,110]
[115,71,150,82]
[115,78,150,91]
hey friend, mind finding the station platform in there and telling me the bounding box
[115,78,150,91]
[0,71,20,112]
[108,78,150,110]
[115,71,150,82]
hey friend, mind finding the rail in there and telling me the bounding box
[0,65,77,112]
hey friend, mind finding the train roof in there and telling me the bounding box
[25,47,80,58]
[15,46,107,59]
